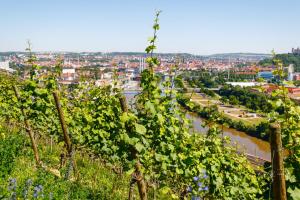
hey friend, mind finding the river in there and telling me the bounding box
[124,90,271,161]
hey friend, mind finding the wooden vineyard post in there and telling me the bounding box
[53,91,78,179]
[269,123,287,200]
[13,85,41,166]
[118,95,147,200]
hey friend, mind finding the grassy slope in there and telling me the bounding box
[0,126,135,199]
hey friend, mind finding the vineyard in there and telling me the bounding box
[0,12,299,200]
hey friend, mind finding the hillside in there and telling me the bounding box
[259,53,300,71]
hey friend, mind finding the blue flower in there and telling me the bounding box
[26,179,33,185]
[203,186,209,191]
[8,178,17,191]
[33,184,43,198]
[187,186,192,192]
[197,182,203,187]
[193,176,199,182]
[203,174,208,179]
[9,178,16,184]
[192,196,201,200]
[23,179,33,198]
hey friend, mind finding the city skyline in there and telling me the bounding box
[1,0,300,54]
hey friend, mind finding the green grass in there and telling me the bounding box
[0,125,170,199]
[0,126,133,199]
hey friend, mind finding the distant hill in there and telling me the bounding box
[206,53,271,60]
[259,53,300,72]
[0,51,271,61]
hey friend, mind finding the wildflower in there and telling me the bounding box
[192,196,201,200]
[33,184,43,198]
[197,182,203,187]
[26,179,33,185]
[203,186,209,191]
[203,174,208,179]
[23,179,33,198]
[193,176,199,182]
[8,178,17,191]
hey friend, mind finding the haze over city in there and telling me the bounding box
[1,0,300,54]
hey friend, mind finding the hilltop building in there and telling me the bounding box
[292,47,300,55]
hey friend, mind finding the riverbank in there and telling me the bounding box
[124,90,271,160]
[177,94,269,141]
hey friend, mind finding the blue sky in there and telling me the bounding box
[1,0,300,54]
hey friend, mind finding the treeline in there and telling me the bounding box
[259,53,300,71]
[219,85,272,113]
[177,95,269,141]
[183,70,256,83]
[187,76,220,88]
[186,78,217,97]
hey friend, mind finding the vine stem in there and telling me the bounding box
[13,85,41,166]
[53,91,78,179]
[269,123,286,200]
[119,96,148,200]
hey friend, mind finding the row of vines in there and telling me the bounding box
[0,12,298,199]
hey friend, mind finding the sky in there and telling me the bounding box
[1,0,300,55]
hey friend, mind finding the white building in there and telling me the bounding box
[226,82,263,87]
[103,72,113,79]
[0,61,14,73]
[62,68,76,81]
[288,64,294,81]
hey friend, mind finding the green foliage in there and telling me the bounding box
[267,53,300,199]
[187,76,219,88]
[259,53,300,72]
[174,75,185,89]
[0,127,24,179]
[0,11,269,200]
[183,70,256,83]
[219,84,273,112]
[0,129,134,200]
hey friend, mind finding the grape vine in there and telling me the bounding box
[0,11,270,199]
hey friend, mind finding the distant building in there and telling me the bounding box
[0,61,15,73]
[62,68,76,81]
[103,72,113,79]
[288,64,295,81]
[292,47,300,55]
[261,84,300,94]
[294,73,300,81]
[287,87,300,94]
[139,57,145,73]
[260,84,278,93]
[226,82,262,87]
[258,71,274,80]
